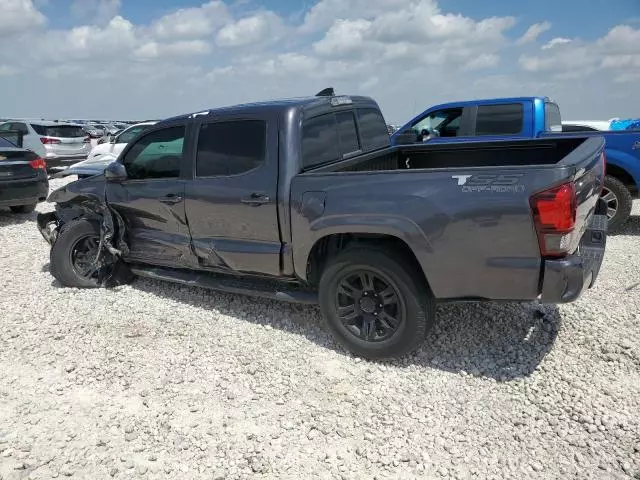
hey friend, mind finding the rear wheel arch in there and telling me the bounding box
[605,163,637,193]
[305,232,434,296]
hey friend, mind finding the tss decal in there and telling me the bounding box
[452,174,525,186]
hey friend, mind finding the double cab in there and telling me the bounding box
[38,92,608,359]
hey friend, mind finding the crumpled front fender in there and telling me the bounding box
[36,211,60,245]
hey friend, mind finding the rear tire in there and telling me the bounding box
[10,204,36,214]
[318,246,435,359]
[602,175,632,232]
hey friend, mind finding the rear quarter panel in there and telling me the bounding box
[290,164,582,301]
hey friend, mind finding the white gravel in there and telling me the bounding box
[0,178,639,480]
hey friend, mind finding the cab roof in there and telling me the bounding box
[427,96,552,111]
[160,95,381,125]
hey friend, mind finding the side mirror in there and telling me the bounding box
[394,130,420,145]
[109,135,117,144]
[104,161,127,182]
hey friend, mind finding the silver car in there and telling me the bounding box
[0,120,91,168]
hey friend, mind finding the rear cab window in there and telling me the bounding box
[301,106,389,170]
[544,102,562,132]
[475,103,524,136]
[32,124,86,138]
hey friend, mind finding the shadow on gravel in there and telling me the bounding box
[0,209,36,227]
[609,214,640,237]
[130,278,559,381]
[417,302,560,381]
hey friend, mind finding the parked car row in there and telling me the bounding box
[33,89,609,359]
[0,120,91,168]
[0,135,49,213]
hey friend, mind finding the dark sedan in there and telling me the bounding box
[0,136,49,213]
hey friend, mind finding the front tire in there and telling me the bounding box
[49,219,135,288]
[318,246,435,359]
[601,175,632,232]
[10,204,36,214]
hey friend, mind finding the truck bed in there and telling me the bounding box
[291,136,605,301]
[310,137,588,173]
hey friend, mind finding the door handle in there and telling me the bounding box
[241,193,270,206]
[159,194,183,205]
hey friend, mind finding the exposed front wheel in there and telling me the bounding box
[601,175,632,232]
[318,246,435,359]
[10,204,36,214]
[49,219,132,288]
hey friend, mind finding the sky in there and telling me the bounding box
[0,0,638,124]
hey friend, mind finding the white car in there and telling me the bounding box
[85,121,156,163]
[0,120,91,168]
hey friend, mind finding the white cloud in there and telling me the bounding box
[134,40,211,59]
[43,15,137,60]
[464,53,500,70]
[216,11,283,47]
[152,1,231,39]
[300,0,408,33]
[517,21,551,44]
[70,0,121,25]
[312,1,515,69]
[598,24,640,54]
[541,37,572,49]
[0,0,46,35]
[0,65,20,76]
[519,24,640,87]
[0,0,637,123]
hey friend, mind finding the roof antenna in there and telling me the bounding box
[316,87,335,97]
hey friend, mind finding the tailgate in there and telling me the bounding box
[567,138,606,241]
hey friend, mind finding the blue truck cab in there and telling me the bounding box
[392,97,640,230]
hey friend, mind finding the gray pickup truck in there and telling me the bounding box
[37,90,608,359]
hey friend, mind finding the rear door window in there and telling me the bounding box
[196,120,266,177]
[475,104,524,136]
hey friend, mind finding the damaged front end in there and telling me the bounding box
[37,176,131,287]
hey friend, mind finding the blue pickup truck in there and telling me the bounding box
[391,97,640,231]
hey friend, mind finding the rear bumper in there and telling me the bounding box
[0,176,49,207]
[539,207,607,304]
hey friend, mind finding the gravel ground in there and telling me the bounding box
[1,178,639,480]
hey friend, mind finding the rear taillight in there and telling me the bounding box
[40,137,61,145]
[530,182,577,257]
[29,158,47,170]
